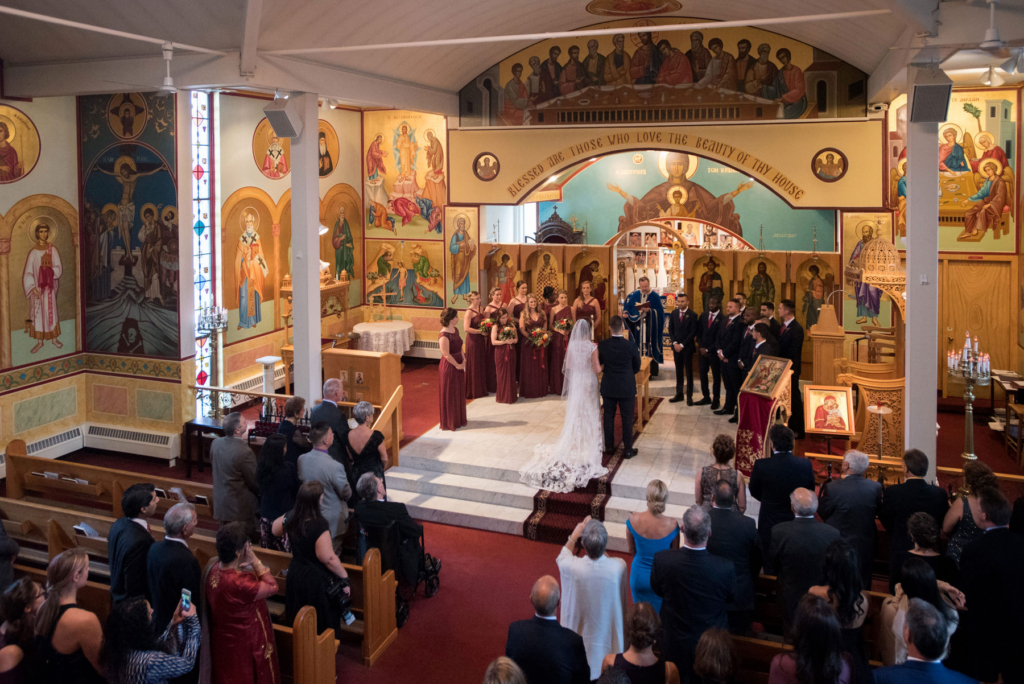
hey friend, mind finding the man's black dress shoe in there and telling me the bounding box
[694,398,711,406]
[669,395,685,403]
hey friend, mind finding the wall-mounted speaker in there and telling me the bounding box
[908,68,953,123]
[263,96,303,138]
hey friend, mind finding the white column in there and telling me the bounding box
[904,68,941,480]
[289,92,323,404]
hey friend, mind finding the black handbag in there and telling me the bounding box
[325,575,352,613]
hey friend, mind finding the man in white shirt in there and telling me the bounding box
[556,517,627,680]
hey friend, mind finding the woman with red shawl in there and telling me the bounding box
[200,523,280,684]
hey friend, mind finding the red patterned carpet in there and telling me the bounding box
[523,398,664,544]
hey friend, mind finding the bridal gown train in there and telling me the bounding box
[519,320,607,493]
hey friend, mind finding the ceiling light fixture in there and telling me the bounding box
[981,66,1004,85]
[1001,49,1024,75]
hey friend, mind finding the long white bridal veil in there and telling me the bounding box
[561,319,594,400]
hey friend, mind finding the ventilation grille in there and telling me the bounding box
[27,428,83,455]
[274,365,286,382]
[87,425,171,446]
[231,374,266,393]
[412,339,439,350]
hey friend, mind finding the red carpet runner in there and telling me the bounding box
[523,397,663,544]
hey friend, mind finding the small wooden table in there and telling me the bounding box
[182,416,224,478]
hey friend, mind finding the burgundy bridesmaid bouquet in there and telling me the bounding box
[497,325,517,342]
[527,328,552,348]
[553,318,573,334]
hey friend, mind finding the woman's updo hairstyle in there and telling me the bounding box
[440,307,458,326]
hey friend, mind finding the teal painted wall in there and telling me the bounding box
[539,150,835,251]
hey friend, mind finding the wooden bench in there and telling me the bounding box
[15,561,333,684]
[2,497,398,666]
[4,442,218,525]
[752,574,888,663]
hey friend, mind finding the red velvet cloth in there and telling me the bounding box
[736,392,775,476]
[464,312,489,400]
[205,563,280,684]
[495,343,518,404]
[439,331,467,431]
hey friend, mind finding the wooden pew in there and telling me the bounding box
[734,635,791,684]
[4,442,217,524]
[3,497,398,667]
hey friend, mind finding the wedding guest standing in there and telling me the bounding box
[626,480,680,612]
[277,396,311,466]
[438,308,467,431]
[483,287,503,394]
[573,281,602,340]
[492,308,519,404]
[463,291,489,400]
[519,295,550,399]
[549,290,574,395]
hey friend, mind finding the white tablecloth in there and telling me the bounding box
[353,321,416,354]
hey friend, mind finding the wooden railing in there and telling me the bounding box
[372,385,404,468]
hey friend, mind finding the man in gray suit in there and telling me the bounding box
[310,378,350,464]
[818,450,882,586]
[210,412,259,538]
[298,422,353,547]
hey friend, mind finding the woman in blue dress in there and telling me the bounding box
[625,479,680,612]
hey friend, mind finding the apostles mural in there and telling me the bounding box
[79,93,178,358]
[252,117,291,180]
[7,205,78,367]
[365,239,445,308]
[445,207,479,307]
[841,213,892,334]
[888,90,1017,253]
[538,150,834,249]
[363,111,448,239]
[461,17,867,127]
[0,105,41,184]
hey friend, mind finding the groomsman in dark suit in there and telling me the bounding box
[760,301,781,341]
[751,323,778,360]
[715,299,745,418]
[777,299,805,438]
[695,297,724,410]
[669,293,699,405]
[598,316,641,458]
[731,308,758,423]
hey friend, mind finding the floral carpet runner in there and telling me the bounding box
[523,397,663,544]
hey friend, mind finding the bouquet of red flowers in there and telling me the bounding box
[553,318,573,334]
[479,318,495,335]
[528,328,552,348]
[497,325,517,342]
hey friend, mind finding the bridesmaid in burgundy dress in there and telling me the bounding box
[462,292,489,399]
[573,280,603,341]
[518,295,549,398]
[482,287,502,394]
[548,289,573,395]
[438,308,467,431]
[491,308,518,404]
[509,280,529,372]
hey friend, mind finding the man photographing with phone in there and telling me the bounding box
[147,502,202,683]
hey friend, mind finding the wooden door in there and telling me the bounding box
[941,256,1017,398]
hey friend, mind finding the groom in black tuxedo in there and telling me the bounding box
[598,316,641,458]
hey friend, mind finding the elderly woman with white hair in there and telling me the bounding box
[344,400,389,492]
[557,516,628,680]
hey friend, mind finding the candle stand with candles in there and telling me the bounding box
[946,331,991,461]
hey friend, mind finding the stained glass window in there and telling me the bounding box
[191,92,215,416]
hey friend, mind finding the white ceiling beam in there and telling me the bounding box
[239,0,263,77]
[888,0,938,35]
[2,52,458,116]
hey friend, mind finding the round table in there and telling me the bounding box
[353,321,416,355]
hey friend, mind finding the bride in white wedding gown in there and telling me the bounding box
[519,319,607,493]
